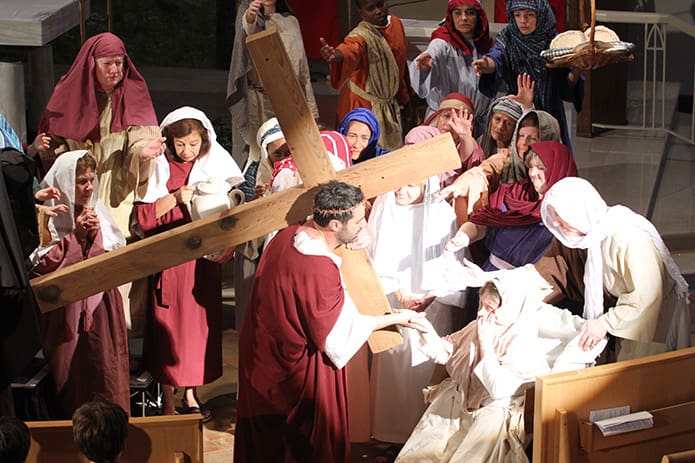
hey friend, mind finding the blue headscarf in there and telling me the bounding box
[337,108,389,163]
[0,113,23,151]
[494,0,557,111]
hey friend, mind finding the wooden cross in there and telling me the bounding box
[29,28,461,351]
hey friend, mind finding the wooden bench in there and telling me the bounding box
[533,347,695,462]
[26,414,203,463]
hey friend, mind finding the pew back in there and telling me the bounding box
[26,413,203,462]
[533,347,695,462]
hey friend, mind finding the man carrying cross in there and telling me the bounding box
[233,180,425,463]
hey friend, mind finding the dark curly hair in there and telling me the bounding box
[313,180,365,226]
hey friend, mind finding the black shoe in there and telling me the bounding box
[180,399,212,422]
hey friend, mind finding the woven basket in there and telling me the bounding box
[545,0,634,70]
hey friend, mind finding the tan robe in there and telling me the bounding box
[46,92,159,237]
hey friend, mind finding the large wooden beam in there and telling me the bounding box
[30,134,460,312]
[246,27,335,187]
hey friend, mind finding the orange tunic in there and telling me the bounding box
[330,16,411,126]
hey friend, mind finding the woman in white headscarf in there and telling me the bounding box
[395,261,609,462]
[134,106,243,418]
[396,272,550,463]
[368,176,468,444]
[540,177,691,360]
[31,150,130,418]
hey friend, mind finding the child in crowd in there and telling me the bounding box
[72,400,128,463]
[0,416,30,463]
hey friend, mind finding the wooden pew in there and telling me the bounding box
[26,414,203,462]
[533,347,695,462]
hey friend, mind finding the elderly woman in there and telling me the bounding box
[368,176,467,445]
[134,107,244,417]
[31,150,129,418]
[397,274,549,462]
[478,96,523,158]
[396,271,605,462]
[539,177,691,360]
[337,108,388,164]
[38,32,163,237]
[421,93,484,189]
[446,141,577,271]
[409,0,493,135]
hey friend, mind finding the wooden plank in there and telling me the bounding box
[533,347,695,463]
[335,246,402,353]
[30,134,461,312]
[27,414,203,463]
[246,27,335,187]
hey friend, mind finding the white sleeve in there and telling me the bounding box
[473,356,529,400]
[324,291,377,369]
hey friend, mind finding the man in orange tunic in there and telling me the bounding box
[320,0,411,150]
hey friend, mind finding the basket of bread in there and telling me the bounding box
[541,0,635,70]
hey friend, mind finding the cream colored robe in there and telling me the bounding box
[596,225,691,360]
[48,92,159,237]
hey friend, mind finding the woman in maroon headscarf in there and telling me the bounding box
[38,32,164,237]
[445,141,577,271]
[409,0,493,136]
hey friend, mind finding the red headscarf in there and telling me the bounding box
[39,32,157,142]
[469,141,577,227]
[430,0,493,57]
[423,93,476,127]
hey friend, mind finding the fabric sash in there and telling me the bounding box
[346,21,402,150]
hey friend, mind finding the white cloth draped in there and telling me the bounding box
[140,106,244,204]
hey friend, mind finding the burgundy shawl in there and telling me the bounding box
[39,32,157,142]
[469,141,577,227]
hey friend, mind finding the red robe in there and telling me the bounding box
[35,231,130,418]
[133,160,222,386]
[330,16,410,125]
[234,225,350,463]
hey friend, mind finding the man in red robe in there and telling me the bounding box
[320,0,411,150]
[234,181,423,463]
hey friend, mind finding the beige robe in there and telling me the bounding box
[597,226,691,360]
[47,92,159,237]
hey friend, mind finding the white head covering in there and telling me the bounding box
[368,176,465,300]
[30,149,125,337]
[141,106,244,203]
[256,117,285,164]
[540,177,689,320]
[38,150,125,254]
